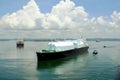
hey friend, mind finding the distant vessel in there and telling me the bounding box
[36,39,89,61]
[16,40,24,47]
[96,40,100,42]
[93,50,98,54]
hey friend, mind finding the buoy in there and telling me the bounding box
[103,46,106,48]
[93,50,98,54]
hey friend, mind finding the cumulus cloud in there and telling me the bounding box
[0,0,120,38]
[0,0,44,29]
[0,0,89,30]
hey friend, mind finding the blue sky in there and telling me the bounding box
[0,0,120,17]
[74,0,120,17]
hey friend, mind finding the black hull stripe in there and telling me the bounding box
[36,46,89,61]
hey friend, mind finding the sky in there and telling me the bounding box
[0,0,120,39]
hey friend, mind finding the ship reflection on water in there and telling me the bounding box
[37,51,89,70]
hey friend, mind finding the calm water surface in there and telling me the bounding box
[0,40,120,80]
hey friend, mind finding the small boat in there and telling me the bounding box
[36,39,89,61]
[16,40,24,47]
[103,46,106,48]
[93,50,98,54]
[96,40,100,42]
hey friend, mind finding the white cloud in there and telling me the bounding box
[0,0,89,30]
[0,0,44,29]
[110,11,120,28]
[0,0,120,38]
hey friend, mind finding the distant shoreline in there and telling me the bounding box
[0,38,120,42]
[87,38,120,41]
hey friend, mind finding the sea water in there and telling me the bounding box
[0,40,120,80]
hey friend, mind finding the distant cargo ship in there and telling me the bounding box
[16,40,24,47]
[36,39,89,61]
